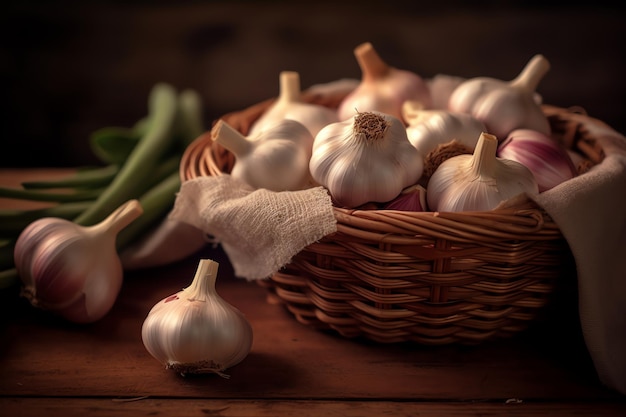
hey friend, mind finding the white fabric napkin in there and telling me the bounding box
[531,115,626,394]
[168,175,337,280]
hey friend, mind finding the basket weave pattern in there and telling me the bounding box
[181,90,603,345]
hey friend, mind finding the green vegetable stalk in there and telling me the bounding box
[74,83,179,226]
[0,82,205,290]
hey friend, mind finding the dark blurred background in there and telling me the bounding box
[1,0,624,167]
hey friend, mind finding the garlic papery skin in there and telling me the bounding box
[14,199,143,323]
[497,129,577,192]
[402,100,485,157]
[447,54,551,140]
[212,118,314,191]
[427,74,466,110]
[337,42,432,122]
[248,71,339,137]
[309,111,423,208]
[427,132,538,212]
[384,184,428,211]
[141,259,253,377]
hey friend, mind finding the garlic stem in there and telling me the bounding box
[278,71,301,103]
[470,132,498,178]
[185,258,218,302]
[90,199,143,238]
[510,54,550,92]
[212,120,252,157]
[355,42,390,81]
[401,100,427,124]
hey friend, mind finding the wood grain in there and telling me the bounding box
[1,398,625,417]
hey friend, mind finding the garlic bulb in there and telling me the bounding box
[212,118,314,191]
[427,132,538,212]
[427,73,466,110]
[141,258,253,377]
[309,111,423,208]
[248,71,339,137]
[402,100,485,157]
[384,184,428,211]
[14,199,143,323]
[497,129,577,192]
[337,42,432,122]
[448,54,551,140]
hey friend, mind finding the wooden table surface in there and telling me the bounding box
[1,169,625,417]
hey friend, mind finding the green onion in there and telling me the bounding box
[0,202,91,237]
[0,268,18,290]
[20,164,119,189]
[74,83,179,226]
[0,239,16,272]
[176,89,205,146]
[0,82,205,292]
[0,186,104,203]
[116,171,181,251]
[90,128,140,165]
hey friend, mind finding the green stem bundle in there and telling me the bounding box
[0,82,205,290]
[74,83,179,226]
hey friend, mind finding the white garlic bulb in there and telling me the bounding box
[141,259,253,377]
[15,199,143,323]
[402,100,485,158]
[337,42,432,122]
[309,111,423,208]
[448,54,551,140]
[427,132,539,212]
[248,71,339,137]
[212,117,314,191]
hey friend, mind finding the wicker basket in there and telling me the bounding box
[180,88,605,345]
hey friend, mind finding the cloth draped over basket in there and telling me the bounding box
[530,113,626,395]
[170,176,337,279]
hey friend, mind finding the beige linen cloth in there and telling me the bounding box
[169,176,337,280]
[530,114,626,395]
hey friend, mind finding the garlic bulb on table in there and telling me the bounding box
[337,42,432,122]
[14,199,143,323]
[248,71,339,137]
[402,100,485,157]
[448,54,551,140]
[309,111,423,208]
[141,258,253,377]
[427,132,539,212]
[212,118,314,191]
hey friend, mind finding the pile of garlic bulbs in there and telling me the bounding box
[215,41,578,213]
